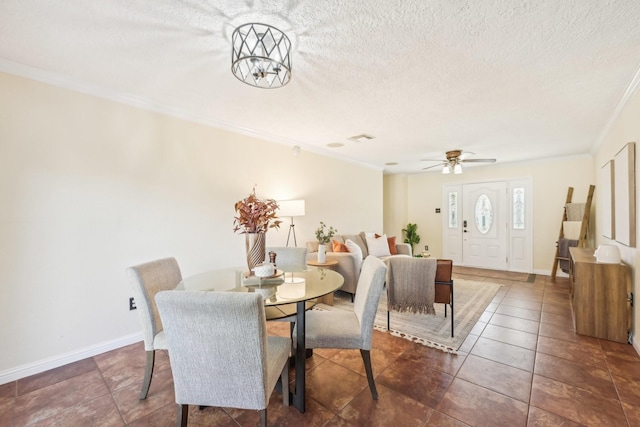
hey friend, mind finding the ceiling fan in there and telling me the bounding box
[421,149,496,174]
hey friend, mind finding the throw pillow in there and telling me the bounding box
[346,233,368,258]
[345,239,363,269]
[366,233,391,257]
[387,235,398,255]
[375,233,398,255]
[332,240,349,252]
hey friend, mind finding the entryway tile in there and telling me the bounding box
[530,375,627,425]
[480,324,538,350]
[334,383,434,426]
[526,406,582,426]
[304,359,369,413]
[376,352,454,408]
[533,352,617,399]
[456,354,532,403]
[438,378,528,426]
[470,337,535,372]
[489,313,539,334]
[14,371,111,426]
[536,336,606,369]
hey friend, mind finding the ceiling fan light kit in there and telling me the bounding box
[441,162,464,174]
[231,23,291,89]
[423,149,496,173]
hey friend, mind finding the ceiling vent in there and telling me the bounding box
[348,134,375,142]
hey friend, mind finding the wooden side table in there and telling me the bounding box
[307,259,339,305]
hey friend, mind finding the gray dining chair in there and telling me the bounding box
[126,257,182,399]
[155,290,290,427]
[265,246,308,327]
[293,255,387,399]
[266,246,307,271]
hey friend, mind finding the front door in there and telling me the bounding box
[462,181,508,270]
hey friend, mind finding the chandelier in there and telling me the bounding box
[231,23,292,89]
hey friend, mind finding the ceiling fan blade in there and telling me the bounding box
[461,158,496,163]
[420,158,446,162]
[458,151,476,160]
[422,163,447,170]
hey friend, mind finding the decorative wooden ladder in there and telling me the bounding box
[550,185,595,280]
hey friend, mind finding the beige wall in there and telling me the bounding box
[384,156,595,273]
[383,174,408,240]
[593,85,640,350]
[0,72,383,380]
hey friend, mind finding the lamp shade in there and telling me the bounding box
[278,200,305,217]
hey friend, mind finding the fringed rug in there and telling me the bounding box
[315,279,502,354]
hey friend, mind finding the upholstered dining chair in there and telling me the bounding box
[293,255,387,399]
[126,257,182,400]
[265,246,307,271]
[155,290,290,427]
[265,246,308,329]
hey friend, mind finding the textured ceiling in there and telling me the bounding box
[1,0,640,174]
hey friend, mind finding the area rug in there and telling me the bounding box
[316,279,502,354]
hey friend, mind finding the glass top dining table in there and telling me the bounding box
[175,265,344,413]
[176,266,343,319]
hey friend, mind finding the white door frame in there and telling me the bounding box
[442,177,533,272]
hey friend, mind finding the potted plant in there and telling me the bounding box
[402,223,420,255]
[315,221,337,263]
[233,187,281,273]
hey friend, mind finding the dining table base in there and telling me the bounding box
[290,300,306,412]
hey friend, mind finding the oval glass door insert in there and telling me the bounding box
[475,194,493,234]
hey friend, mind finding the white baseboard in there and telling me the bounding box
[0,332,142,385]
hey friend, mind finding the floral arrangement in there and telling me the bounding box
[233,187,282,234]
[315,221,337,244]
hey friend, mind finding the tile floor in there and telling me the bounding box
[2,267,640,426]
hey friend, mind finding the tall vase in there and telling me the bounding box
[317,244,326,263]
[245,232,266,274]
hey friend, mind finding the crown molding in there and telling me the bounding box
[0,58,381,172]
[593,63,640,152]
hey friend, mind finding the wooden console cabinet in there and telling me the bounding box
[569,247,631,343]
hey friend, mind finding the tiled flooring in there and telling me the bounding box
[2,267,640,426]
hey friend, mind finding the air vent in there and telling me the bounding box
[348,134,375,142]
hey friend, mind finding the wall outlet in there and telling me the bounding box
[129,297,137,311]
[425,245,429,251]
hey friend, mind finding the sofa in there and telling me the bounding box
[306,232,412,295]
